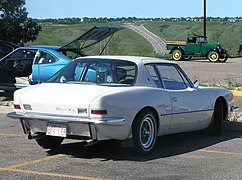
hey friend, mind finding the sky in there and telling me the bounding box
[25,0,242,19]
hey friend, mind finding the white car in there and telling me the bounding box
[7,56,233,155]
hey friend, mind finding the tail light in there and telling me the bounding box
[14,104,21,110]
[91,110,107,115]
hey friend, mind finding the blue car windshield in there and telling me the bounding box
[47,58,137,86]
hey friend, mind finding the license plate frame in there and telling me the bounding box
[46,123,67,137]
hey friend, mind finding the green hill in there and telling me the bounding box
[28,21,242,57]
[27,23,154,57]
[144,21,242,56]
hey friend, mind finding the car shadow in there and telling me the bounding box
[46,130,242,161]
[0,91,13,101]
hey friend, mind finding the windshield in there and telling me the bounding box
[47,58,137,86]
[197,37,208,43]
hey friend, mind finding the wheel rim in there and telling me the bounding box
[173,51,181,60]
[209,52,219,62]
[139,115,155,150]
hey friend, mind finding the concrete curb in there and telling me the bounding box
[231,90,242,97]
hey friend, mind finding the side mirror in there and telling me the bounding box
[193,80,199,89]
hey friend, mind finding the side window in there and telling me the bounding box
[35,51,57,64]
[156,65,188,90]
[5,49,37,61]
[145,64,162,88]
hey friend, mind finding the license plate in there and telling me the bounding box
[46,124,67,137]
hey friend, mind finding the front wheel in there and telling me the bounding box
[132,110,157,155]
[208,99,224,136]
[172,49,183,61]
[36,135,64,149]
[208,51,219,62]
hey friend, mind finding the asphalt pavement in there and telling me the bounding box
[176,57,242,84]
[1,110,242,179]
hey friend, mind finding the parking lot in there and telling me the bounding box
[1,57,242,179]
[1,105,242,179]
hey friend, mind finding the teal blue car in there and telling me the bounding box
[0,26,123,94]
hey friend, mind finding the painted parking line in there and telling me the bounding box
[231,90,242,97]
[0,154,106,180]
[169,146,242,157]
[199,149,242,157]
[0,133,22,137]
[4,154,66,169]
[0,168,105,180]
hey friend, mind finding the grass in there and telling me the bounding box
[144,21,242,56]
[28,21,242,57]
[27,23,154,56]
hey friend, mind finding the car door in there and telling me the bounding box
[32,50,63,84]
[156,64,210,131]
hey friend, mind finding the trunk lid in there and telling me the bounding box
[19,83,106,117]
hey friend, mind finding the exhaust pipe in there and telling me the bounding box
[28,133,41,140]
[83,139,98,147]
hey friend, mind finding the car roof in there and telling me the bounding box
[17,46,61,51]
[78,55,176,65]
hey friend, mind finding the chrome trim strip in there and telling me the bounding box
[7,112,125,126]
[160,109,213,116]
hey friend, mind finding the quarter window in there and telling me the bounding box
[145,64,163,88]
[35,51,57,64]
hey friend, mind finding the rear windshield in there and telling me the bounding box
[47,58,137,86]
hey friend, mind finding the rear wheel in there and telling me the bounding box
[172,49,183,61]
[208,99,224,136]
[132,110,157,155]
[208,51,219,62]
[36,135,64,149]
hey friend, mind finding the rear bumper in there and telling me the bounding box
[7,112,127,141]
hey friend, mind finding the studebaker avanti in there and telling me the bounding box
[7,56,233,155]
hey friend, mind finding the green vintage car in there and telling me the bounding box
[166,35,229,62]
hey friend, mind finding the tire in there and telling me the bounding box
[132,110,157,155]
[36,135,64,149]
[208,51,219,62]
[208,99,223,136]
[218,53,228,62]
[172,49,183,61]
[4,90,14,98]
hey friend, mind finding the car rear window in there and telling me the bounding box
[48,58,137,86]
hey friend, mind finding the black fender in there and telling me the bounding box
[206,48,218,57]
[169,47,185,54]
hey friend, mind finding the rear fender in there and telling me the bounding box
[170,47,185,54]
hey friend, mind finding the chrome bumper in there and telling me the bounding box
[7,112,125,126]
[7,112,126,141]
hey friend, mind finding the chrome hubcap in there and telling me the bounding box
[140,116,155,149]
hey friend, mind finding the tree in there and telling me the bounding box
[0,0,41,45]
